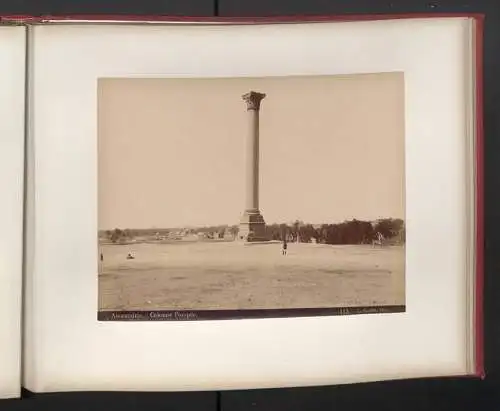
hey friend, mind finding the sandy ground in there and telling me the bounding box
[98,241,405,311]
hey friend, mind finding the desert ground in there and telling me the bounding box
[98,241,405,311]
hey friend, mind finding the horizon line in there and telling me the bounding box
[98,216,405,232]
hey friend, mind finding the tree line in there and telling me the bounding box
[265,218,405,245]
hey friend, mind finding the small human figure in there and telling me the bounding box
[282,239,288,256]
[372,232,384,247]
[100,252,103,262]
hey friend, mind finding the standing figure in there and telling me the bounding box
[282,239,288,256]
[372,232,384,247]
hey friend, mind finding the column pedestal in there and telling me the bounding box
[239,210,267,242]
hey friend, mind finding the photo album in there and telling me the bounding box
[0,13,483,397]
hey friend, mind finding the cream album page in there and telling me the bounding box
[0,25,26,399]
[25,17,473,392]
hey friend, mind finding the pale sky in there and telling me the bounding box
[98,73,405,230]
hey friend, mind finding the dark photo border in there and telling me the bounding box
[98,306,406,321]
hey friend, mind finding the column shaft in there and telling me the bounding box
[246,109,259,212]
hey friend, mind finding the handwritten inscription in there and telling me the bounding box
[149,311,198,320]
[110,312,143,320]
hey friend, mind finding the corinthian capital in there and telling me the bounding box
[242,91,266,111]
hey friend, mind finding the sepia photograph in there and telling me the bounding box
[97,73,406,320]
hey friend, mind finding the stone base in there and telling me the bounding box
[238,210,269,242]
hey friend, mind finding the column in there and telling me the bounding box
[238,91,268,242]
[243,91,265,212]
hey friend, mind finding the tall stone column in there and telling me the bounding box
[238,91,268,242]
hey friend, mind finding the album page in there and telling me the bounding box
[0,25,26,399]
[25,17,475,392]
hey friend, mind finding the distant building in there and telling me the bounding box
[224,229,236,240]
